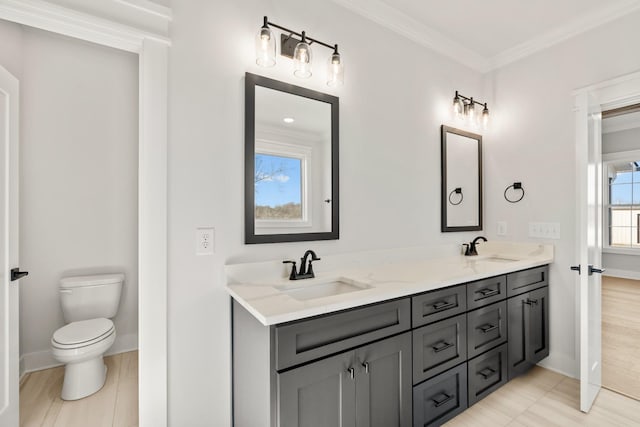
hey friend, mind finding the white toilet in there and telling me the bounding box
[51,273,124,400]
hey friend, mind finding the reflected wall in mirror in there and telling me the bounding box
[245,73,339,244]
[441,125,483,232]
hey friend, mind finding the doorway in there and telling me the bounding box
[600,107,640,400]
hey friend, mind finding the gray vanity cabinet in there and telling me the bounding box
[278,332,412,427]
[507,285,549,379]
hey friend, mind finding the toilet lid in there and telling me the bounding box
[52,318,114,348]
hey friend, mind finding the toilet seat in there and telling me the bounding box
[52,318,115,350]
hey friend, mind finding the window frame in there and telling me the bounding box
[254,139,312,229]
[603,149,640,255]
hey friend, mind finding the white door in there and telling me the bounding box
[575,92,604,413]
[0,64,20,426]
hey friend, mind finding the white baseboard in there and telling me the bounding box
[21,332,138,374]
[603,268,640,281]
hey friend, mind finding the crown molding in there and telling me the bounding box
[489,0,640,70]
[114,0,172,21]
[330,0,640,74]
[329,0,490,72]
[0,0,170,52]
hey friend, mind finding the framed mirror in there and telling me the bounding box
[441,125,483,232]
[245,73,339,244]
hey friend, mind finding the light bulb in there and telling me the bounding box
[293,31,312,78]
[327,45,343,87]
[466,98,476,123]
[452,92,464,118]
[255,18,275,67]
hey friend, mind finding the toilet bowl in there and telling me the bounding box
[51,318,116,400]
[51,273,124,400]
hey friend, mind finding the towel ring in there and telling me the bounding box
[504,182,525,203]
[448,187,463,205]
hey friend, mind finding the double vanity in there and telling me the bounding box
[227,242,553,427]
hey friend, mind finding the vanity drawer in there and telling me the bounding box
[412,284,467,328]
[275,298,411,371]
[466,275,506,310]
[507,265,548,297]
[413,314,467,384]
[467,301,507,359]
[413,363,468,427]
[468,343,508,406]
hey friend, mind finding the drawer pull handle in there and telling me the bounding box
[432,300,456,311]
[477,323,498,334]
[478,367,496,379]
[524,298,538,306]
[432,341,454,353]
[431,392,455,407]
[476,288,500,298]
[362,362,370,374]
[348,367,355,380]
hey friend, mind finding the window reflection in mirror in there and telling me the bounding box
[245,73,339,244]
[441,125,483,232]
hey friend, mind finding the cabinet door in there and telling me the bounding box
[355,332,412,427]
[278,351,356,427]
[507,287,550,379]
[526,286,549,365]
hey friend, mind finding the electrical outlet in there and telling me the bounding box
[196,227,215,255]
[497,221,507,236]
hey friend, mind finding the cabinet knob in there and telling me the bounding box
[362,362,370,374]
[347,367,355,380]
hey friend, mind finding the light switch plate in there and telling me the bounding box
[528,222,560,239]
[196,227,215,255]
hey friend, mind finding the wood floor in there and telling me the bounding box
[19,351,138,427]
[602,276,640,400]
[444,365,640,426]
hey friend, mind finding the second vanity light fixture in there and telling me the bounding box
[452,91,490,128]
[256,16,344,86]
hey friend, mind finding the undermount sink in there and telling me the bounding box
[276,277,371,301]
[476,256,518,263]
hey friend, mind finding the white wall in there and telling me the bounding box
[484,10,640,377]
[602,126,640,277]
[0,21,140,371]
[167,0,485,424]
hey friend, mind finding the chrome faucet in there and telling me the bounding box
[283,250,321,280]
[464,236,487,256]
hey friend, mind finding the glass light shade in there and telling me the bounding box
[327,52,344,87]
[256,26,276,67]
[293,40,313,78]
[453,95,464,118]
[482,105,490,128]
[466,100,476,123]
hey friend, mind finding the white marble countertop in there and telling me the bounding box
[226,242,554,326]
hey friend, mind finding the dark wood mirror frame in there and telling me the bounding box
[441,125,483,232]
[245,73,340,244]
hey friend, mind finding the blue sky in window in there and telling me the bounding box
[255,153,301,207]
[611,168,640,204]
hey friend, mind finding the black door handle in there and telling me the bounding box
[570,265,581,275]
[11,268,29,281]
[588,265,605,275]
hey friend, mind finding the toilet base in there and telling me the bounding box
[61,357,107,400]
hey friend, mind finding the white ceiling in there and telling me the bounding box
[330,0,640,72]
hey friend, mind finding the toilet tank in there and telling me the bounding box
[59,273,124,323]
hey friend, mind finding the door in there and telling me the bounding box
[278,350,356,427]
[0,65,20,426]
[575,92,603,412]
[355,332,412,427]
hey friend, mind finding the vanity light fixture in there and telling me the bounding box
[255,16,344,86]
[452,91,490,128]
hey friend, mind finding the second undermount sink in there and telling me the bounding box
[476,256,519,263]
[276,277,372,301]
